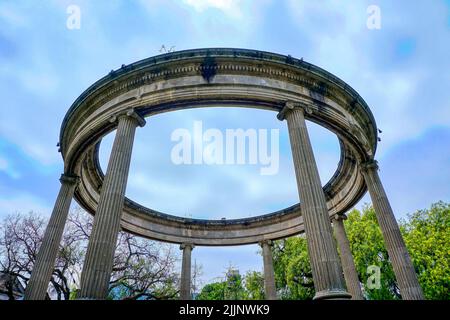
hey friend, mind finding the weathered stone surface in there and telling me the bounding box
[260,240,277,300]
[60,48,375,245]
[279,102,350,300]
[361,160,424,300]
[24,174,79,300]
[26,49,423,301]
[78,110,145,299]
[332,214,364,300]
[180,243,194,300]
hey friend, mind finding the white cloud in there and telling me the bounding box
[0,118,61,166]
[0,156,21,179]
[182,0,244,18]
[2,0,449,286]
[0,192,52,217]
[0,3,29,28]
[285,0,450,159]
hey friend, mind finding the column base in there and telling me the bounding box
[313,289,352,300]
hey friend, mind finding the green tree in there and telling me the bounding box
[400,201,450,299]
[224,268,244,300]
[197,269,265,300]
[243,271,265,300]
[197,202,450,300]
[196,267,245,300]
[272,237,314,300]
[345,205,399,299]
[196,282,226,300]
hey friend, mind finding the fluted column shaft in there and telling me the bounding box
[361,160,424,300]
[332,214,364,300]
[278,102,350,300]
[24,174,79,300]
[79,109,145,299]
[260,240,277,300]
[180,243,194,300]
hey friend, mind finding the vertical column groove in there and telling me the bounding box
[361,160,424,300]
[278,102,350,300]
[79,109,145,299]
[24,174,78,300]
[332,214,364,300]
[260,240,277,300]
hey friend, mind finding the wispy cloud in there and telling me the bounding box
[182,0,244,18]
[1,0,449,283]
[0,192,52,216]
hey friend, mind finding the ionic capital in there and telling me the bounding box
[277,101,315,121]
[259,239,273,248]
[180,243,195,251]
[59,173,80,185]
[109,108,146,127]
[359,159,379,173]
[332,213,347,222]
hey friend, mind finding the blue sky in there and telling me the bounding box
[1,0,449,286]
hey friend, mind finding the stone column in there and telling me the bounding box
[260,240,277,300]
[278,102,350,300]
[361,160,424,300]
[332,214,364,300]
[24,174,79,300]
[79,109,145,299]
[180,243,194,300]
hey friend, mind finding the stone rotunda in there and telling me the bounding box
[24,48,423,300]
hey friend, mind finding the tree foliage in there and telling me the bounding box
[272,237,314,300]
[242,271,265,300]
[196,282,226,300]
[269,202,449,300]
[196,268,265,300]
[0,207,182,300]
[345,205,399,299]
[0,212,80,300]
[1,201,448,300]
[400,201,450,299]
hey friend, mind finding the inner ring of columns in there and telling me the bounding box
[60,48,378,246]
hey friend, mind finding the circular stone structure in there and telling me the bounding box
[26,48,426,301]
[59,48,377,246]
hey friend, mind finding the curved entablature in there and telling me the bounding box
[59,48,377,245]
